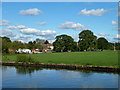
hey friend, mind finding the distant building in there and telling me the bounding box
[32,49,43,53]
[42,44,54,53]
[16,49,32,54]
[8,49,15,54]
[43,44,54,50]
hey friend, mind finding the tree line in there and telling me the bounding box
[53,30,120,52]
[1,30,120,54]
[2,37,49,54]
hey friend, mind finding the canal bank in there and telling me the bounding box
[0,62,120,73]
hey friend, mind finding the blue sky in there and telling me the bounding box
[0,2,118,43]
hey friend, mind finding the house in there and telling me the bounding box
[8,49,15,54]
[16,49,32,54]
[43,44,54,50]
[42,44,54,53]
[32,49,43,53]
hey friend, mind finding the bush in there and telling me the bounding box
[16,55,34,63]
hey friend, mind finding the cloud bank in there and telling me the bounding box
[0,20,10,26]
[59,22,85,30]
[79,8,107,16]
[19,8,42,16]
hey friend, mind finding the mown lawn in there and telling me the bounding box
[2,50,119,67]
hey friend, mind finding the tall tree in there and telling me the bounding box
[97,37,108,49]
[44,40,49,44]
[2,37,11,53]
[10,41,26,51]
[35,38,45,45]
[2,36,11,42]
[53,34,77,52]
[78,30,97,51]
[27,41,34,49]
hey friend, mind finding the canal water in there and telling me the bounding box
[2,66,119,88]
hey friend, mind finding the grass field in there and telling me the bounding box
[2,50,119,67]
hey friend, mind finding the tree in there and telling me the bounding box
[2,36,11,42]
[2,37,11,53]
[78,30,97,51]
[97,37,108,49]
[27,41,34,50]
[10,41,26,53]
[44,40,49,44]
[35,38,45,45]
[2,39,10,53]
[53,34,77,52]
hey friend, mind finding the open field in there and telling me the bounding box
[2,50,119,67]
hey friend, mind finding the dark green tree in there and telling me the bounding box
[107,42,114,50]
[2,37,11,53]
[78,30,97,51]
[97,37,108,49]
[44,40,49,44]
[27,41,34,49]
[2,36,11,42]
[53,34,77,52]
[10,41,26,52]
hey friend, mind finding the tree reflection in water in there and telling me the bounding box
[15,66,43,75]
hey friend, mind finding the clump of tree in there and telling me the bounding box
[2,37,11,53]
[53,35,78,52]
[97,37,108,50]
[78,30,97,51]
[1,37,46,54]
[2,29,120,54]
[44,40,49,44]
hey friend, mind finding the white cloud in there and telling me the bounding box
[98,33,105,36]
[0,20,10,26]
[20,28,56,41]
[116,34,120,38]
[38,22,47,25]
[12,34,33,42]
[1,28,33,42]
[79,8,108,16]
[113,34,120,42]
[112,21,118,25]
[7,25,26,29]
[59,22,85,30]
[20,28,56,36]
[96,33,110,38]
[6,24,56,41]
[19,8,42,16]
[1,28,16,37]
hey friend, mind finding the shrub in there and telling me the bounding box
[16,55,34,63]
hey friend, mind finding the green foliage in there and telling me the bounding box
[16,55,34,63]
[107,43,114,50]
[10,41,26,49]
[35,38,45,45]
[114,43,120,50]
[53,34,77,52]
[2,36,11,42]
[44,40,49,44]
[78,30,97,51]
[27,40,42,49]
[2,37,11,53]
[97,37,108,49]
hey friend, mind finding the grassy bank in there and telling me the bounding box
[2,50,119,67]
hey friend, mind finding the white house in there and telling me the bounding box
[16,49,32,54]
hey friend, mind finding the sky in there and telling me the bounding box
[0,2,119,43]
[1,0,120,2]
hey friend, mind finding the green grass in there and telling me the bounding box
[2,50,119,67]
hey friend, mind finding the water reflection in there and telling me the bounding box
[15,66,43,75]
[2,66,119,88]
